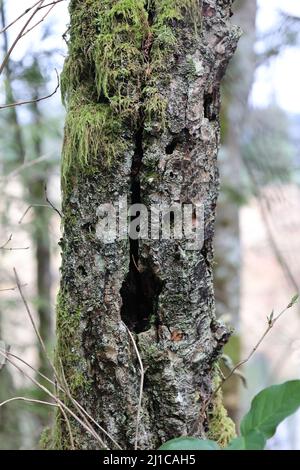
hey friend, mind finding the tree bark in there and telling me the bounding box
[55,0,239,450]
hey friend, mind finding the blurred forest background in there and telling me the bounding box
[1,0,300,450]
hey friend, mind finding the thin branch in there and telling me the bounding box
[58,360,110,450]
[1,155,53,181]
[0,1,46,77]
[45,185,62,218]
[7,349,118,449]
[0,233,12,249]
[21,1,61,38]
[0,283,27,292]
[0,0,42,34]
[0,350,107,449]
[0,235,29,251]
[242,155,300,294]
[0,0,65,35]
[123,322,145,451]
[13,268,55,378]
[0,396,58,408]
[1,246,30,251]
[59,404,75,450]
[18,204,51,224]
[203,296,299,414]
[0,311,120,449]
[4,349,58,390]
[132,254,141,272]
[0,69,60,110]
[1,270,121,449]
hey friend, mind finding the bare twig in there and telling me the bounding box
[0,396,58,408]
[1,246,30,251]
[242,156,300,294]
[0,233,12,249]
[21,1,63,38]
[0,1,46,77]
[45,185,62,218]
[1,269,121,449]
[59,404,75,450]
[17,191,61,225]
[123,322,145,450]
[13,268,55,378]
[58,360,112,450]
[0,69,60,110]
[0,350,107,449]
[0,0,65,35]
[203,295,299,413]
[3,349,58,390]
[2,347,95,451]
[0,0,42,34]
[0,155,52,181]
[0,300,120,449]
[0,235,29,251]
[18,204,52,224]
[0,283,27,292]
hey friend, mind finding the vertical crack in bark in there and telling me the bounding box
[120,0,164,335]
[120,125,163,333]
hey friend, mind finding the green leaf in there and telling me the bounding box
[241,380,300,440]
[159,437,220,450]
[225,431,266,450]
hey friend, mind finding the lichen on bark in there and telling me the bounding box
[55,0,240,450]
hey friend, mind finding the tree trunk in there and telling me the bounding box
[55,0,239,450]
[214,0,257,327]
[29,97,53,381]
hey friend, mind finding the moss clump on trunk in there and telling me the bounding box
[206,373,236,447]
[61,0,200,179]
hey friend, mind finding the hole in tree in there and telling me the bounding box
[166,138,179,155]
[204,92,217,121]
[120,262,164,334]
[78,265,87,277]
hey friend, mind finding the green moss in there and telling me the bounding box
[55,290,90,394]
[39,427,52,450]
[93,0,148,111]
[62,98,126,180]
[61,0,201,179]
[60,0,101,103]
[51,290,93,449]
[206,373,236,448]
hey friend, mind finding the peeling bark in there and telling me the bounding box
[55,0,239,450]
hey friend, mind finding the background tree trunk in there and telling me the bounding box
[55,0,239,450]
[214,0,257,419]
[214,0,257,326]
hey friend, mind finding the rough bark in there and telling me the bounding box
[55,0,239,450]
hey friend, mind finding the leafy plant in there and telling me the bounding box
[159,380,300,450]
[159,437,220,450]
